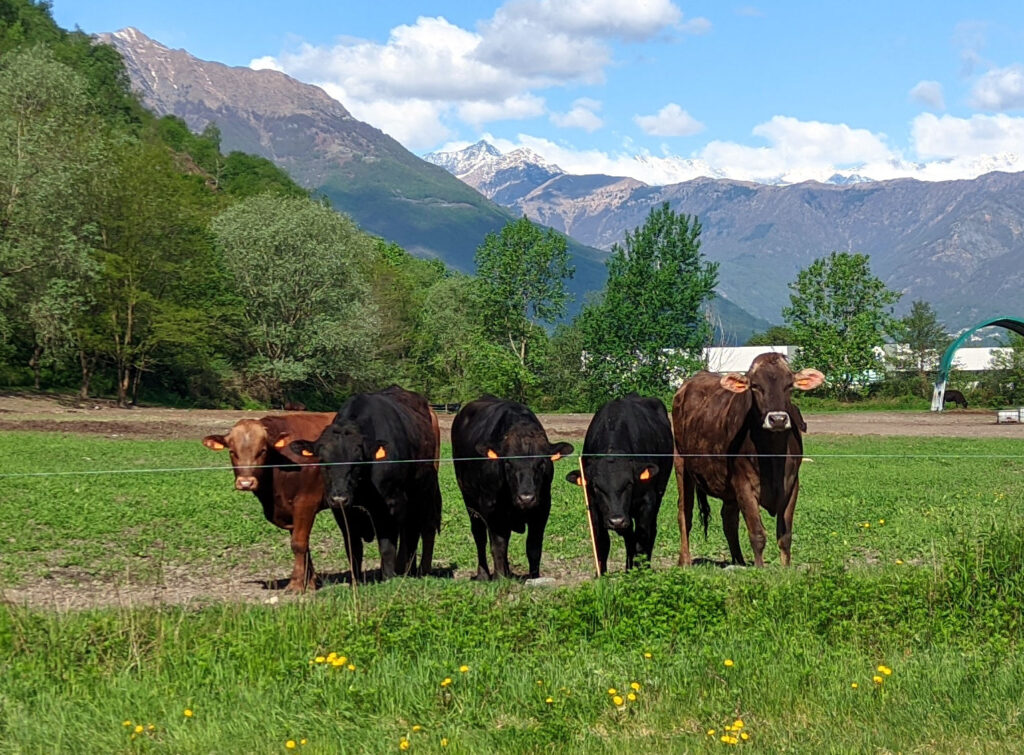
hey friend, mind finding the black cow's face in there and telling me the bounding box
[291,422,379,509]
[479,431,574,511]
[566,459,658,531]
[721,353,824,432]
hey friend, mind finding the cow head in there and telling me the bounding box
[478,424,573,511]
[566,459,657,531]
[203,419,272,491]
[720,353,824,432]
[289,420,380,510]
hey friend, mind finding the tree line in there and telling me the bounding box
[3,1,1021,411]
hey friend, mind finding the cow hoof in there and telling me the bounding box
[471,571,492,582]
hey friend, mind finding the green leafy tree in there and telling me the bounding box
[578,202,718,401]
[475,217,573,364]
[212,195,380,402]
[783,251,900,398]
[746,325,796,346]
[984,333,1024,406]
[0,45,108,381]
[895,299,950,372]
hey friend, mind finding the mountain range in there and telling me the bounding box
[426,142,1024,328]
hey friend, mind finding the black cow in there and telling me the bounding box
[452,396,574,580]
[287,386,441,580]
[943,389,968,409]
[565,394,673,575]
[672,353,824,567]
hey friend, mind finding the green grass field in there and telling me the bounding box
[1,430,1022,753]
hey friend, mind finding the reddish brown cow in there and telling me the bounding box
[672,353,824,567]
[203,412,350,591]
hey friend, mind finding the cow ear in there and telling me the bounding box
[720,373,750,393]
[638,464,659,482]
[550,442,574,459]
[566,470,583,486]
[475,443,499,459]
[203,435,227,451]
[793,368,825,391]
[287,439,317,462]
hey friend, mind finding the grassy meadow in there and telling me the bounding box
[1,429,1023,753]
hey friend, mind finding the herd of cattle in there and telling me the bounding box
[203,353,824,590]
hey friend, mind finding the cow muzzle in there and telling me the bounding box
[235,476,258,491]
[763,412,792,431]
[330,494,350,509]
[514,493,537,509]
[606,514,630,531]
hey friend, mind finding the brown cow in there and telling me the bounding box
[672,353,824,567]
[203,412,359,590]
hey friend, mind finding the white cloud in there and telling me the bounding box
[751,116,892,165]
[551,98,603,131]
[912,112,1024,159]
[457,94,546,127]
[492,0,683,41]
[909,80,945,111]
[970,64,1024,111]
[634,103,705,136]
[249,55,283,72]
[679,16,712,34]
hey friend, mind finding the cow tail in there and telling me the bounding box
[697,489,710,539]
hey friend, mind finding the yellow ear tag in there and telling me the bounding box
[209,441,225,450]
[574,476,584,486]
[374,446,387,460]
[273,438,288,448]
[301,449,314,457]
[550,452,562,462]
[487,449,499,459]
[639,469,652,481]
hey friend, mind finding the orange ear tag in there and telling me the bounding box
[273,438,288,448]
[209,441,225,450]
[639,469,652,481]
[374,446,387,460]
[550,453,562,462]
[486,449,499,459]
[301,449,314,457]
[574,476,584,486]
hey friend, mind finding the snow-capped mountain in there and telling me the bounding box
[424,141,566,206]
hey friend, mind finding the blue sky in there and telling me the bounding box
[52,1,1024,184]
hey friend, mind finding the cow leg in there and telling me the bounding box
[525,513,549,580]
[633,504,658,569]
[419,527,435,577]
[675,457,695,566]
[622,526,638,571]
[331,507,364,583]
[721,500,746,566]
[418,483,441,577]
[738,495,768,567]
[468,510,492,581]
[286,499,317,592]
[776,479,798,567]
[590,507,611,576]
[490,527,513,578]
[378,522,400,580]
[398,518,420,577]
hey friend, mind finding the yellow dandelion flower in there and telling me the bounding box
[878,665,892,676]
[441,738,449,747]
[347,664,356,671]
[184,709,193,718]
[537,680,543,685]
[643,652,652,659]
[545,697,554,704]
[627,693,637,702]
[337,656,347,665]
[412,725,422,732]
[724,659,734,667]
[741,732,750,741]
[130,734,136,741]
[895,559,904,565]
[300,740,307,746]
[331,658,345,667]
[873,675,884,684]
[399,737,410,751]
[326,652,337,661]
[733,719,744,729]
[314,656,326,663]
[286,741,297,750]
[721,735,739,744]
[441,677,452,687]
[147,724,155,731]
[724,724,734,732]
[851,682,858,689]
[134,725,144,734]
[630,681,640,691]
[612,695,624,706]
[608,687,618,695]
[878,519,885,524]
[459,665,470,673]
[123,720,132,727]
[707,729,716,736]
